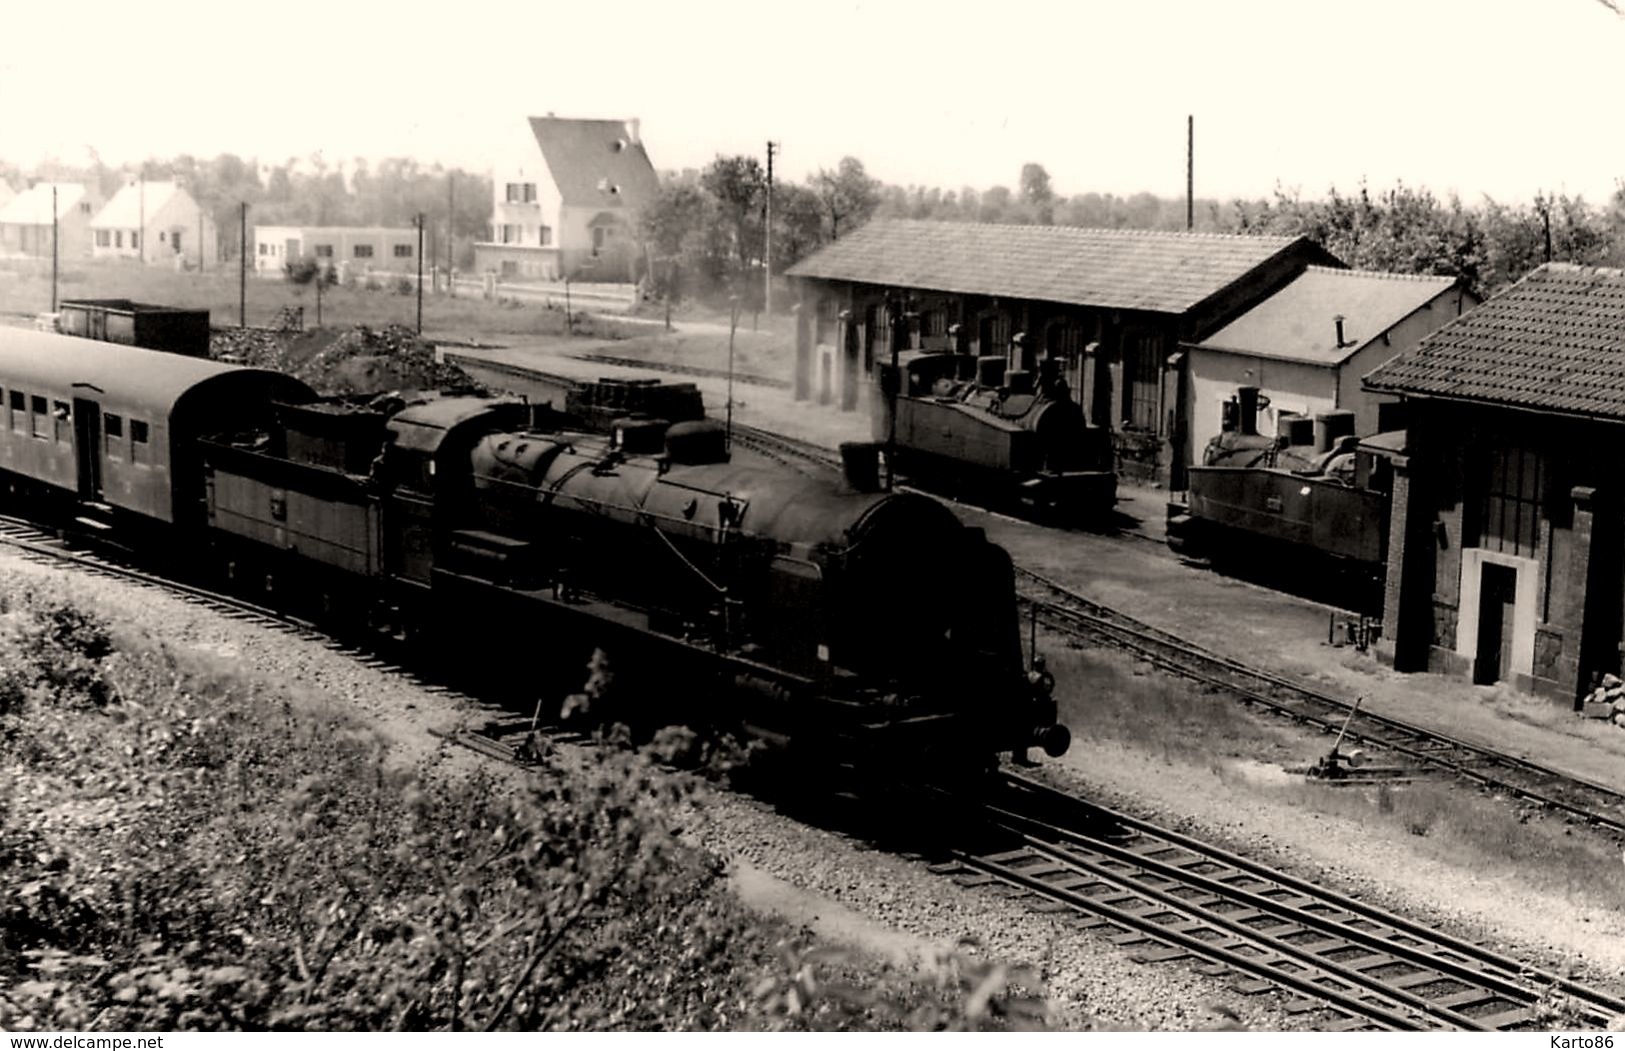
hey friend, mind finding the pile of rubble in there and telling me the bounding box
[211,327,291,370]
[1581,674,1625,726]
[211,324,485,397]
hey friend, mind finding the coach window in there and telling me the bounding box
[30,396,47,439]
[104,413,124,461]
[9,390,23,434]
[130,419,150,465]
[53,401,70,444]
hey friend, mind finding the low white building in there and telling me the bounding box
[254,225,418,275]
[90,180,216,267]
[0,183,102,258]
[1184,267,1478,444]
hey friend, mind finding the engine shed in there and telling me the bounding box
[1367,263,1625,707]
[786,219,1339,485]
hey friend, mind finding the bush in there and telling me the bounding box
[284,256,321,286]
[393,276,415,297]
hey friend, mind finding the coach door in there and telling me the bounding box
[72,397,103,501]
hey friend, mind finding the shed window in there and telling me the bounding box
[30,395,47,439]
[315,244,333,257]
[393,244,413,258]
[259,243,268,256]
[130,232,139,250]
[1125,331,1164,432]
[95,230,110,247]
[353,244,374,258]
[1476,444,1544,560]
[9,390,23,434]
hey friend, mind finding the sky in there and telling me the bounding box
[4,0,1624,205]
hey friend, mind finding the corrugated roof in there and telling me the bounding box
[785,219,1325,315]
[0,183,88,225]
[1195,266,1462,367]
[529,116,659,209]
[91,181,188,228]
[1365,263,1625,419]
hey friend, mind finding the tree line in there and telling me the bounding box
[13,148,1624,300]
[640,154,1625,303]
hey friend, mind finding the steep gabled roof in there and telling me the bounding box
[1365,263,1625,419]
[786,219,1331,315]
[529,116,659,209]
[0,183,88,225]
[91,180,188,228]
[1195,266,1465,367]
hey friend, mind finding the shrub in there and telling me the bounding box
[393,276,415,297]
[284,256,321,285]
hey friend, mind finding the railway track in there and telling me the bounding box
[729,423,843,475]
[940,772,1625,1031]
[1015,564,1625,838]
[0,516,483,709]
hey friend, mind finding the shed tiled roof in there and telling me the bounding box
[1195,266,1464,367]
[1364,264,1625,419]
[785,219,1328,315]
[0,183,88,225]
[91,181,185,228]
[530,117,659,209]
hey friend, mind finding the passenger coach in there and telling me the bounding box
[0,329,313,532]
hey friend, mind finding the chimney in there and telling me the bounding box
[1334,314,1350,349]
[626,118,641,145]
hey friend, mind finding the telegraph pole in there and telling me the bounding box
[447,173,455,296]
[139,169,146,263]
[764,140,778,317]
[50,187,58,312]
[416,213,425,334]
[1186,115,1194,232]
[239,202,247,327]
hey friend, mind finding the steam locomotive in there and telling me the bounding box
[0,327,1070,773]
[872,332,1116,521]
[1166,385,1401,608]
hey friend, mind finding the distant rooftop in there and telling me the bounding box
[786,219,1334,315]
[0,183,88,225]
[92,180,186,229]
[529,116,659,208]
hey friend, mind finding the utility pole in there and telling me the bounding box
[447,172,455,296]
[764,140,778,317]
[416,212,425,334]
[139,169,146,263]
[726,295,740,453]
[1186,115,1194,232]
[239,202,247,327]
[50,186,58,312]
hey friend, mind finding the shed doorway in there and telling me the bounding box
[1473,562,1518,685]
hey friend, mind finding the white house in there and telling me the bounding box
[0,183,102,259]
[254,225,418,275]
[90,180,217,267]
[473,115,659,282]
[1184,266,1479,444]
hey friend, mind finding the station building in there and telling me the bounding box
[1368,263,1625,705]
[785,219,1339,484]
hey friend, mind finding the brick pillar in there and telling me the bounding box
[1553,485,1598,704]
[839,309,860,412]
[1379,455,1434,673]
[792,302,811,402]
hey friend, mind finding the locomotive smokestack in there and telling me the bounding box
[1237,385,1260,437]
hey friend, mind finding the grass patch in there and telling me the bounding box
[0,259,640,343]
[1046,629,1625,916]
